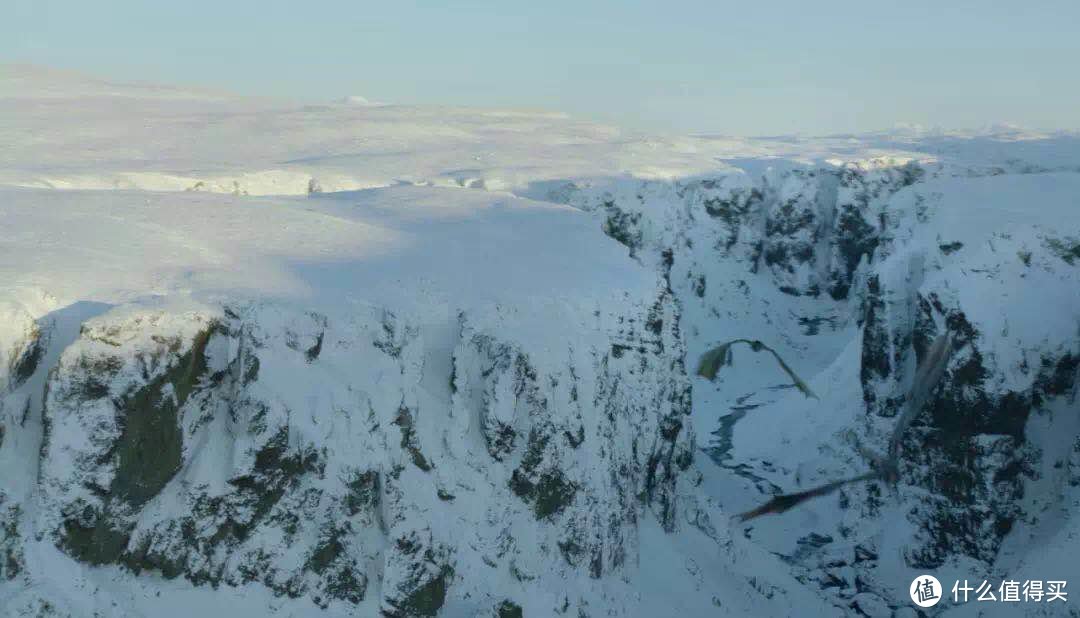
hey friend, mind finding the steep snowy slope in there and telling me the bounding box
[0,67,837,617]
[0,184,844,616]
[2,65,1079,617]
[551,166,1080,616]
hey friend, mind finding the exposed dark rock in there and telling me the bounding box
[601,202,643,257]
[497,599,524,618]
[9,327,45,392]
[938,241,963,255]
[510,428,577,520]
[345,470,381,516]
[59,325,217,564]
[395,406,433,472]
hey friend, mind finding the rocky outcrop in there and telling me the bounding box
[553,161,1080,615]
[561,160,924,301]
[2,277,698,615]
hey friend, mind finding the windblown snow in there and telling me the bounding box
[1,64,1079,617]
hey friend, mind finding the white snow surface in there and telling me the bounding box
[2,65,1080,617]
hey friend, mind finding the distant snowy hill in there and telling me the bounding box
[1,66,1078,617]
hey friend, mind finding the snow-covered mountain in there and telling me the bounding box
[1,65,1078,617]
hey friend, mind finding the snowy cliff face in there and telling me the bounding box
[0,178,731,616]
[3,66,1080,617]
[0,182,829,616]
[548,159,1080,615]
[16,293,690,616]
[1,286,824,617]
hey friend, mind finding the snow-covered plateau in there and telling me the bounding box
[1,65,1079,617]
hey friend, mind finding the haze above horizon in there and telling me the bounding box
[4,0,1079,136]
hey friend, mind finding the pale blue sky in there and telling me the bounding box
[5,1,1079,135]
